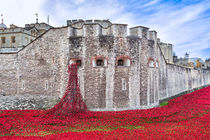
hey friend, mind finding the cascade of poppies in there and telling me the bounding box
[45,63,87,117]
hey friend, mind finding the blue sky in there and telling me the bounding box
[0,0,210,60]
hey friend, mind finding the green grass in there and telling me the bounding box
[160,101,168,107]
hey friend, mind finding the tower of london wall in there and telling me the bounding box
[0,20,209,110]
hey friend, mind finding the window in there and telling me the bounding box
[149,60,155,68]
[156,61,159,68]
[76,60,82,66]
[96,59,104,66]
[1,37,5,44]
[92,57,107,67]
[119,37,123,47]
[122,78,126,91]
[45,80,48,90]
[69,58,82,67]
[11,36,15,43]
[118,59,124,66]
[21,81,25,90]
[116,56,131,67]
[148,57,155,68]
[52,56,55,64]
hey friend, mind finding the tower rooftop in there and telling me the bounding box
[0,23,7,29]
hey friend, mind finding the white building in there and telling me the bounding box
[0,17,52,53]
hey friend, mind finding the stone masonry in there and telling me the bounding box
[0,19,210,110]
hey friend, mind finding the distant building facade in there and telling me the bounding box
[191,58,205,69]
[175,53,190,67]
[0,18,52,53]
[174,53,205,69]
[205,59,210,70]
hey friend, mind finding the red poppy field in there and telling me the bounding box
[0,86,209,140]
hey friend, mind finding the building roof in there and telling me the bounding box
[0,23,7,29]
[24,26,36,31]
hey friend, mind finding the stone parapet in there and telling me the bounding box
[129,26,149,39]
[0,95,59,110]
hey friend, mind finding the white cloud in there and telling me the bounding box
[0,0,209,59]
[0,0,47,27]
[41,0,136,27]
[137,1,210,59]
[143,0,159,7]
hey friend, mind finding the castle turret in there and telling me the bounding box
[184,52,189,59]
[159,42,173,63]
[129,26,149,39]
[149,30,157,41]
[0,14,7,29]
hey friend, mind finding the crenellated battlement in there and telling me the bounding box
[149,30,157,41]
[68,19,128,37]
[159,42,173,48]
[67,19,112,27]
[68,19,159,38]
[129,26,149,39]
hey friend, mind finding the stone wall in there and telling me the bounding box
[0,53,17,96]
[0,95,58,110]
[0,21,209,110]
[17,27,69,97]
[146,30,210,106]
[146,31,210,103]
[68,23,145,111]
[0,27,69,109]
[159,42,173,64]
[164,65,210,100]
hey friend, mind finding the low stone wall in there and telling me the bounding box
[162,64,210,101]
[0,95,59,110]
[159,84,210,103]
